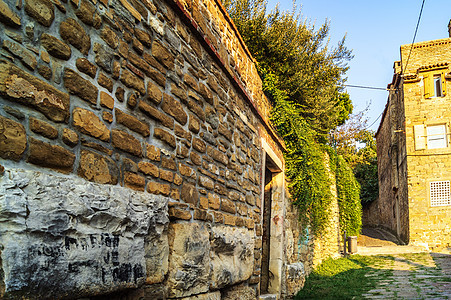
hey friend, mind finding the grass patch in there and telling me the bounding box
[295,255,391,300]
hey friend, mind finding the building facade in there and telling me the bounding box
[376,32,451,250]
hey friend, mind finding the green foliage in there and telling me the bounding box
[224,0,353,135]
[331,110,379,205]
[354,130,378,204]
[263,68,334,234]
[225,0,361,235]
[334,154,362,236]
[295,255,392,299]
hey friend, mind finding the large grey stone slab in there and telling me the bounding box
[0,169,169,298]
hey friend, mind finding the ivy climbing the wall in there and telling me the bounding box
[333,153,362,236]
[225,0,362,236]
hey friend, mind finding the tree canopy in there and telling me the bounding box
[225,0,353,135]
[224,0,364,235]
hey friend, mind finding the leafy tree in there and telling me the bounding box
[225,0,361,235]
[354,130,378,204]
[224,0,353,135]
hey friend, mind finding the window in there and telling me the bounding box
[434,75,443,97]
[430,180,451,207]
[427,124,447,149]
[414,124,448,150]
[423,71,446,98]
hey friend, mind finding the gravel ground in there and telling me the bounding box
[355,227,451,299]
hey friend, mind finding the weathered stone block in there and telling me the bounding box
[120,68,146,95]
[221,198,236,214]
[116,108,150,137]
[60,18,91,55]
[179,291,221,300]
[152,40,175,70]
[29,117,58,139]
[75,0,97,27]
[193,137,206,153]
[76,58,97,78]
[0,115,26,161]
[101,25,119,49]
[135,28,151,48]
[78,149,119,184]
[179,163,195,179]
[207,146,228,166]
[181,182,199,205]
[161,94,187,125]
[72,107,110,141]
[98,73,113,92]
[64,68,98,105]
[0,0,21,27]
[37,64,52,80]
[93,43,114,73]
[100,91,114,110]
[147,181,171,196]
[25,0,54,27]
[154,127,176,148]
[146,144,161,161]
[147,80,163,104]
[2,40,37,70]
[27,137,75,173]
[124,171,146,191]
[167,223,210,298]
[40,33,71,60]
[62,128,79,147]
[111,129,142,157]
[285,262,305,297]
[139,100,174,129]
[138,161,159,178]
[199,175,214,190]
[222,284,256,300]
[0,169,169,299]
[0,60,66,122]
[169,206,192,220]
[160,169,174,183]
[209,225,254,289]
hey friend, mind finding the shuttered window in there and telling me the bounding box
[427,124,447,149]
[423,71,446,98]
[414,124,426,150]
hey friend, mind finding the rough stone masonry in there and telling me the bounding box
[0,0,341,298]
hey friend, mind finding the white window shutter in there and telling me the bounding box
[414,124,426,150]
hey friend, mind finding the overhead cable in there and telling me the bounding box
[345,84,387,91]
[403,0,426,73]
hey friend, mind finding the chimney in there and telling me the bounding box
[449,19,451,37]
[393,61,402,74]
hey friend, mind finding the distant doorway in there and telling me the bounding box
[260,150,283,295]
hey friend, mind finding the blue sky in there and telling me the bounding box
[266,0,450,130]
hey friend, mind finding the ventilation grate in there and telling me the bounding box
[430,180,451,206]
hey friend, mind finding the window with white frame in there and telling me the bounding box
[427,124,447,149]
[430,180,451,206]
[433,75,444,97]
[423,70,446,98]
[414,124,448,150]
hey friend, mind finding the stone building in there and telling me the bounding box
[0,0,341,298]
[375,24,451,250]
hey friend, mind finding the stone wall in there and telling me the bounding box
[0,0,341,298]
[375,73,409,243]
